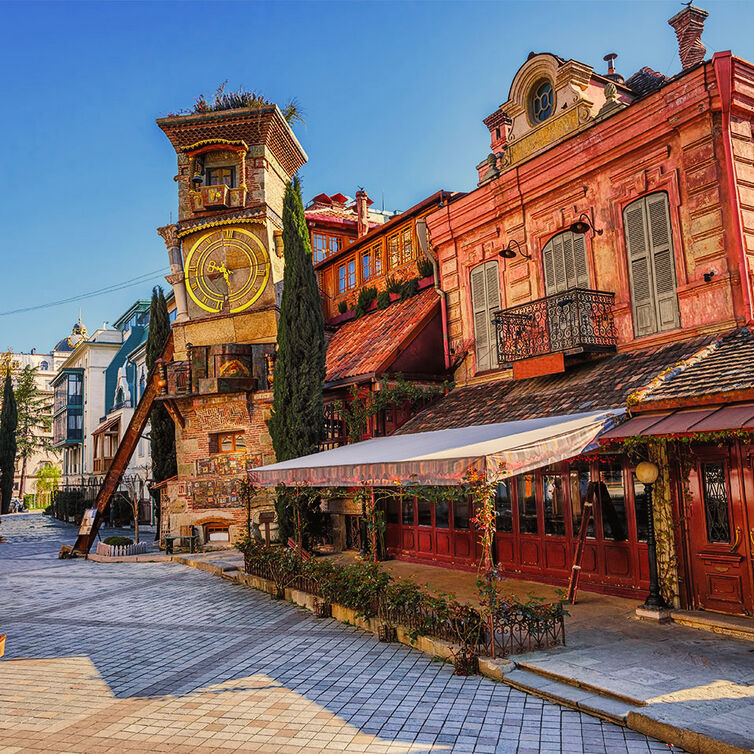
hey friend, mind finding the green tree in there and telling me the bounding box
[268,177,326,462]
[0,372,18,514]
[14,365,55,497]
[36,463,61,508]
[146,287,176,538]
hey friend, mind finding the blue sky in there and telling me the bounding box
[1,0,752,353]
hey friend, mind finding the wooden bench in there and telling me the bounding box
[165,525,199,555]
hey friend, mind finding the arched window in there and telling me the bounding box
[470,261,501,372]
[542,230,589,296]
[529,79,554,124]
[623,192,680,337]
[115,387,124,407]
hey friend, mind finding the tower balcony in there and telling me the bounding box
[494,288,617,364]
[156,343,274,400]
[189,185,247,212]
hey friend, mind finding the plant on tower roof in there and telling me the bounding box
[191,82,305,125]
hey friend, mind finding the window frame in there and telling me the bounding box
[213,431,247,454]
[205,166,236,188]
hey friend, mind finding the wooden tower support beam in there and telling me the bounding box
[68,333,174,557]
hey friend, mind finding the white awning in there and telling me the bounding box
[251,409,624,487]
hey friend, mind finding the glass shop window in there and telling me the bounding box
[599,462,628,541]
[543,472,566,536]
[701,462,732,544]
[417,498,432,526]
[569,465,594,538]
[402,497,415,525]
[453,499,470,529]
[495,480,513,533]
[386,498,400,525]
[517,474,539,534]
[632,472,649,543]
[435,499,449,529]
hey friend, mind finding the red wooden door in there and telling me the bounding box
[686,447,753,616]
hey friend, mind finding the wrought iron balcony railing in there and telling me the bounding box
[494,288,616,364]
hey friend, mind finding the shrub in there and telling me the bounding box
[376,291,391,310]
[385,275,401,294]
[103,536,133,547]
[399,278,419,301]
[354,286,378,318]
[417,256,434,278]
[337,300,348,314]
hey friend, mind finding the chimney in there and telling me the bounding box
[603,53,624,84]
[356,188,369,238]
[668,5,709,70]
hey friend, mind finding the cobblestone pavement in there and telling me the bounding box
[0,514,677,753]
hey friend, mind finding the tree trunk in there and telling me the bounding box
[19,454,28,502]
[133,501,139,543]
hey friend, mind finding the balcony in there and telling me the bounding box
[93,457,114,474]
[494,288,616,364]
[157,344,269,400]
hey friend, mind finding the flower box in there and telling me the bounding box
[228,186,247,208]
[200,184,229,208]
[189,191,204,212]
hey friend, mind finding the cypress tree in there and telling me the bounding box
[268,177,326,461]
[146,287,176,536]
[0,372,18,515]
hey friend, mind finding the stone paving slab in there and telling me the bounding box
[0,513,681,753]
[191,542,754,751]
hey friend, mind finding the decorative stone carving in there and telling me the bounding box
[157,224,179,249]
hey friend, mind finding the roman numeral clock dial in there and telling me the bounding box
[184,227,270,314]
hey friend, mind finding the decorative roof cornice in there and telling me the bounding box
[182,139,249,155]
[176,215,265,239]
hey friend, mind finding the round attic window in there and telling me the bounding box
[529,79,554,124]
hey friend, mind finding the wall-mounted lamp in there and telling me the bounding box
[569,211,603,236]
[498,239,531,260]
[703,269,717,283]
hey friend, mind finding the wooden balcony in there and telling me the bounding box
[93,457,114,474]
[156,344,269,400]
[494,288,617,364]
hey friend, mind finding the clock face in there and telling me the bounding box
[184,227,270,314]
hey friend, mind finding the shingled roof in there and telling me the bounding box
[397,334,719,434]
[636,327,754,406]
[325,288,440,385]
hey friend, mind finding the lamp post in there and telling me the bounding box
[635,461,669,611]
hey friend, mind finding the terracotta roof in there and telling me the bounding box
[325,288,439,384]
[637,327,754,405]
[397,334,719,434]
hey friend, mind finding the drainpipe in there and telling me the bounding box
[713,52,754,324]
[416,215,451,371]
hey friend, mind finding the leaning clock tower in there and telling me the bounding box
[154,103,307,544]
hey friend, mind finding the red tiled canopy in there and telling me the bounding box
[325,288,440,384]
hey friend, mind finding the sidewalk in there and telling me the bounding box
[173,548,754,753]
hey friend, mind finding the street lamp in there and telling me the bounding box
[635,461,669,612]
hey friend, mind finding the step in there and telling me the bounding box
[502,668,644,725]
[671,609,754,641]
[515,661,647,708]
